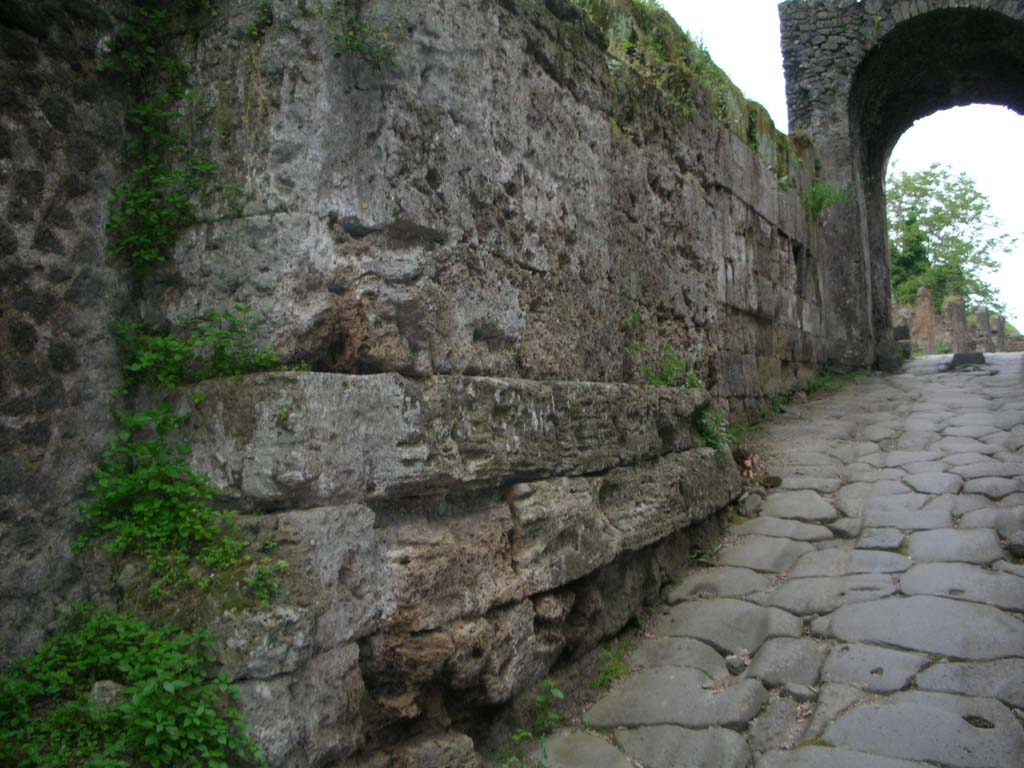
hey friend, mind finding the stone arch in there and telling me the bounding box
[780,0,1024,370]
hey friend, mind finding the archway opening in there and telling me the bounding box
[886,106,1024,347]
[847,7,1024,365]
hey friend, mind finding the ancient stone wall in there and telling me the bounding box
[0,1,127,663]
[2,0,838,764]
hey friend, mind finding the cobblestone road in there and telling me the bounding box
[539,353,1024,767]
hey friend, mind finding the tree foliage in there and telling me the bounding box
[887,163,1015,312]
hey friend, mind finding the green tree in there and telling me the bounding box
[886,162,1015,312]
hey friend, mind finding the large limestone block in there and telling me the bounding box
[174,372,708,508]
[509,449,740,594]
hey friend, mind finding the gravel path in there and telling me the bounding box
[537,352,1024,768]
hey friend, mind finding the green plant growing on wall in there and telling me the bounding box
[496,679,565,768]
[591,642,632,690]
[115,306,281,391]
[76,406,246,597]
[641,344,703,388]
[0,605,266,768]
[699,409,737,461]
[329,0,403,70]
[246,0,274,39]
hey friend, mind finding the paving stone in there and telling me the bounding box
[863,425,899,442]
[857,528,904,551]
[627,638,728,680]
[584,667,768,729]
[953,461,1024,479]
[993,560,1024,577]
[801,683,865,741]
[932,436,1001,455]
[761,491,838,523]
[843,464,882,482]
[962,476,1019,500]
[790,549,911,578]
[780,475,841,493]
[757,747,929,768]
[944,425,1001,439]
[959,507,1024,537]
[747,696,803,753]
[863,495,953,530]
[903,473,963,494]
[660,598,801,655]
[944,452,994,467]
[902,461,949,475]
[747,638,824,688]
[664,566,771,603]
[872,480,912,495]
[538,731,631,768]
[823,691,1024,768]
[906,529,1004,564]
[821,643,928,692]
[899,562,1024,611]
[615,726,750,768]
[782,682,816,702]
[822,596,1024,659]
[827,517,862,539]
[733,517,833,542]
[835,482,872,516]
[717,536,816,573]
[916,659,1024,709]
[885,451,942,468]
[766,574,897,615]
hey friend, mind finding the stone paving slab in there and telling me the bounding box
[660,598,801,654]
[746,637,825,688]
[789,549,910,578]
[584,667,768,729]
[905,528,1004,564]
[758,747,930,768]
[717,536,816,573]
[627,637,728,680]
[615,726,751,768]
[899,562,1024,611]
[821,596,1024,659]
[761,491,839,523]
[916,659,1024,709]
[664,566,771,603]
[733,517,834,541]
[823,691,1024,768]
[857,528,904,550]
[538,731,631,768]
[764,574,897,615]
[902,472,962,494]
[821,643,928,693]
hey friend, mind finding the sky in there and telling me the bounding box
[660,0,1024,327]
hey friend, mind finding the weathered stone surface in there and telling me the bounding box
[717,536,816,572]
[862,495,952,530]
[801,683,865,741]
[953,461,1024,480]
[906,529,1004,565]
[627,638,728,680]
[821,596,1024,659]
[962,477,1019,500]
[734,517,833,541]
[960,507,1024,537]
[660,598,801,654]
[828,517,863,539]
[615,726,750,768]
[584,667,768,729]
[917,659,1024,709]
[538,731,630,768]
[821,643,928,692]
[824,691,1024,768]
[900,563,1024,611]
[664,567,771,603]
[761,491,839,523]
[858,528,905,551]
[903,473,962,494]
[747,637,825,687]
[510,449,740,594]
[177,373,709,508]
[758,747,930,768]
[766,574,897,615]
[747,696,804,753]
[789,549,910,578]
